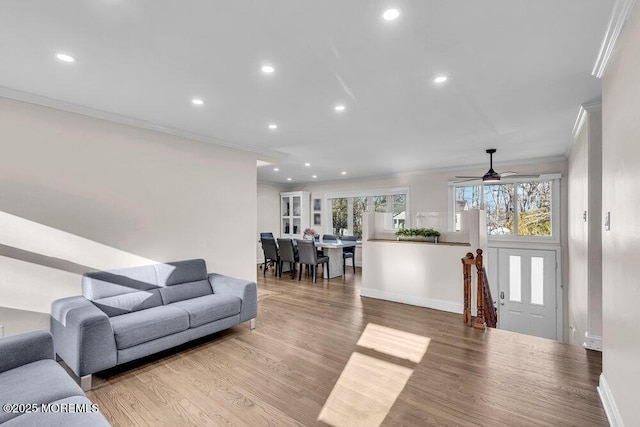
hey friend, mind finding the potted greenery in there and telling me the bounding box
[395,227,441,243]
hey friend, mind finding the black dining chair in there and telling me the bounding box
[260,238,280,277]
[341,235,357,274]
[260,232,275,239]
[296,239,329,284]
[277,238,299,279]
[320,234,338,257]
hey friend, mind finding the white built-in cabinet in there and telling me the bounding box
[280,191,310,239]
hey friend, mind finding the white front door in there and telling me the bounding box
[497,249,557,340]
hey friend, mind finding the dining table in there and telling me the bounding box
[313,239,359,279]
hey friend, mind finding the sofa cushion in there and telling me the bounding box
[170,294,242,328]
[83,265,163,317]
[0,360,84,424]
[159,279,213,305]
[83,265,159,299]
[155,259,208,286]
[2,396,110,427]
[92,289,163,317]
[109,306,189,350]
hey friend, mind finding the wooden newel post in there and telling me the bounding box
[462,252,474,326]
[473,249,486,330]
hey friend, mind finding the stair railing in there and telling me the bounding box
[461,249,497,329]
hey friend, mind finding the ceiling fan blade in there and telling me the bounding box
[453,178,480,183]
[499,171,518,177]
[454,176,482,179]
[500,174,540,179]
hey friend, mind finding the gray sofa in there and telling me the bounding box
[0,330,110,426]
[51,259,257,390]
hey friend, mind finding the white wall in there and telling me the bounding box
[587,110,603,339]
[0,98,257,313]
[568,119,590,346]
[601,3,640,424]
[257,181,285,263]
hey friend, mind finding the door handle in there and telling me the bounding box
[500,291,505,299]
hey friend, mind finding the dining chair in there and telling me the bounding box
[296,240,329,283]
[319,234,338,257]
[341,235,357,274]
[260,232,275,239]
[277,238,299,279]
[260,238,280,277]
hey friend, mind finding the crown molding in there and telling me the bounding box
[592,0,637,78]
[0,86,286,159]
[570,100,603,148]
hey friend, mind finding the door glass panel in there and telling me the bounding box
[531,257,544,305]
[282,197,290,216]
[509,255,521,302]
[282,218,291,235]
[292,196,301,216]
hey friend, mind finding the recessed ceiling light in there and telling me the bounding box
[434,75,448,84]
[268,123,278,130]
[261,65,275,74]
[55,53,75,63]
[334,105,346,112]
[341,171,347,175]
[305,162,311,167]
[382,8,400,21]
[273,167,279,172]
[312,175,317,179]
[287,177,292,181]
[192,98,204,105]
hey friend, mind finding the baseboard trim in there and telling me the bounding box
[360,288,463,314]
[598,373,625,427]
[584,333,603,351]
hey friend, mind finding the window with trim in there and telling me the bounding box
[327,189,408,239]
[451,176,558,239]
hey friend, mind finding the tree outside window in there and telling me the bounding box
[454,180,553,237]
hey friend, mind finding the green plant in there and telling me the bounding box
[395,228,440,237]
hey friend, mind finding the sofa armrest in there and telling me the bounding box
[0,330,54,374]
[50,296,117,377]
[208,273,258,322]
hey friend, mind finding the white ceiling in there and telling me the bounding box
[0,0,614,184]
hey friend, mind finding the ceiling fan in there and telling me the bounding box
[454,149,539,183]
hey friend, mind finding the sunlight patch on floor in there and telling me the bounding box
[357,323,430,363]
[317,352,413,427]
[318,323,431,426]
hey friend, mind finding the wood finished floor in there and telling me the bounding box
[87,267,607,426]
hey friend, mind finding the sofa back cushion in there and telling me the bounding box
[159,279,213,305]
[155,259,208,286]
[83,265,163,317]
[155,259,211,304]
[81,259,211,315]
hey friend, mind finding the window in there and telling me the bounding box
[450,175,559,240]
[327,188,409,239]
